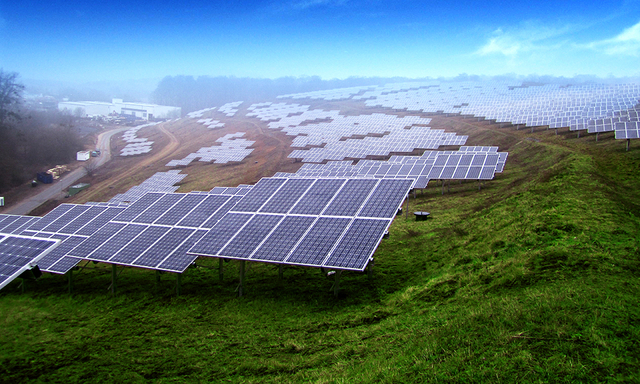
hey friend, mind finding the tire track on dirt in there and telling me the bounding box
[79,124,181,202]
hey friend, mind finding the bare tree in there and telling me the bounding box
[0,69,25,125]
[83,159,99,177]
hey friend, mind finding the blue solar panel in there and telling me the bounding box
[157,230,206,272]
[323,179,378,217]
[258,179,315,214]
[289,179,346,215]
[231,178,287,212]
[68,222,127,258]
[323,219,389,270]
[177,194,231,228]
[199,195,242,229]
[110,226,171,264]
[358,179,413,218]
[0,235,59,290]
[112,193,164,222]
[40,205,91,233]
[37,235,86,273]
[134,227,195,269]
[250,216,316,262]
[75,207,126,236]
[219,214,284,258]
[188,213,253,256]
[86,224,147,261]
[58,206,107,234]
[132,194,185,224]
[25,204,75,231]
[286,217,350,266]
[154,194,208,226]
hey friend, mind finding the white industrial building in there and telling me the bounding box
[58,98,181,120]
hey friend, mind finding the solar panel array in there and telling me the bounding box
[166,132,254,166]
[0,214,41,235]
[108,170,187,204]
[0,234,60,290]
[277,81,640,140]
[246,104,467,162]
[615,121,640,139]
[197,118,225,129]
[186,107,216,119]
[188,177,414,271]
[274,148,507,189]
[219,101,243,117]
[277,86,374,101]
[120,122,159,156]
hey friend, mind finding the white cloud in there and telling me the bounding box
[475,22,572,57]
[587,20,640,56]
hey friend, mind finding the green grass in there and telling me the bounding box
[1,129,640,383]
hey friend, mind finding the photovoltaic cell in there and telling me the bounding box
[110,226,170,264]
[0,235,59,290]
[358,179,413,218]
[251,216,316,262]
[258,179,315,214]
[132,194,185,224]
[26,204,75,231]
[87,224,147,261]
[75,207,126,236]
[40,205,91,233]
[231,178,287,212]
[188,213,253,256]
[37,235,86,273]
[154,194,208,226]
[323,218,389,270]
[177,194,231,228]
[157,230,206,272]
[134,227,195,269]
[220,214,284,258]
[112,193,164,222]
[58,206,107,234]
[323,179,378,216]
[289,179,346,215]
[286,217,350,266]
[69,222,127,258]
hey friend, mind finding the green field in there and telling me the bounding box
[1,128,639,383]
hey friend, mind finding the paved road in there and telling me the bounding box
[2,126,127,215]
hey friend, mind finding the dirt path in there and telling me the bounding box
[76,123,181,203]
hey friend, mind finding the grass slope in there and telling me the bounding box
[1,129,639,383]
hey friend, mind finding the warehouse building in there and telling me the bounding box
[58,98,181,120]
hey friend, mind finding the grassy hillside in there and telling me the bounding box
[1,127,639,383]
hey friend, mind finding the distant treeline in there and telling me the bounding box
[0,110,84,192]
[151,75,419,114]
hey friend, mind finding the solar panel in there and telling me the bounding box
[219,214,284,258]
[289,179,346,215]
[323,179,378,216]
[250,216,317,262]
[0,235,60,290]
[25,204,75,232]
[285,217,351,266]
[189,213,253,256]
[323,219,389,270]
[37,235,85,274]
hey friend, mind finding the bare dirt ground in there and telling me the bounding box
[10,97,626,216]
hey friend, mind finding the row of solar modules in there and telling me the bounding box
[189,177,414,270]
[0,234,59,290]
[275,148,507,189]
[0,177,413,280]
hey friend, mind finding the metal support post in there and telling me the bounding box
[111,264,117,296]
[478,180,481,190]
[176,273,181,296]
[627,139,630,152]
[238,261,246,297]
[442,180,445,195]
[405,196,409,220]
[367,260,374,279]
[156,270,161,284]
[577,131,580,139]
[68,269,73,294]
[219,258,224,282]
[333,270,342,297]
[596,132,599,142]
[278,264,284,279]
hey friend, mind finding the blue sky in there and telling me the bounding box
[1,0,640,83]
